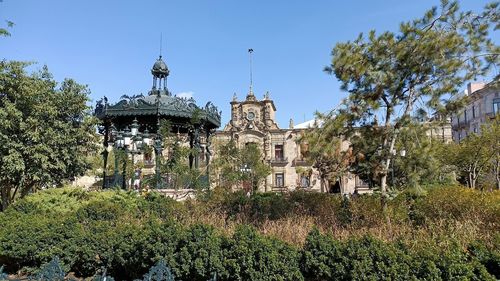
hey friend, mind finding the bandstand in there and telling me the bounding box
[94,55,221,189]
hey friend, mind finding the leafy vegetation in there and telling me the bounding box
[0,61,97,210]
[212,140,271,192]
[450,116,500,190]
[0,186,498,280]
[321,0,499,203]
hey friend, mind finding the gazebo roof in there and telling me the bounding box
[95,91,221,128]
[94,56,221,128]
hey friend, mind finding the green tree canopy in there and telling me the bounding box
[300,114,354,192]
[212,140,271,192]
[0,61,97,210]
[450,116,500,190]
[324,0,499,198]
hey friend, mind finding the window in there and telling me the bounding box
[274,145,284,160]
[472,105,476,118]
[464,110,467,123]
[494,99,500,115]
[144,152,153,166]
[300,175,310,188]
[275,173,284,187]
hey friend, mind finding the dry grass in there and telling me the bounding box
[176,201,498,250]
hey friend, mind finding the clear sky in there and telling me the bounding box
[0,0,497,128]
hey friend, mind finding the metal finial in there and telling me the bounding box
[159,33,163,57]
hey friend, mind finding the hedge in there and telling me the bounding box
[0,187,498,280]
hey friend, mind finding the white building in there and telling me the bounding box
[452,81,500,142]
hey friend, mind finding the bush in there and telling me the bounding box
[302,229,412,280]
[222,225,304,281]
[414,186,500,225]
[0,186,498,280]
[301,229,497,280]
[174,224,223,280]
[467,239,500,279]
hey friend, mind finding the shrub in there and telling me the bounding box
[302,229,497,280]
[0,186,498,280]
[174,224,223,280]
[222,225,304,281]
[467,239,500,279]
[302,229,412,280]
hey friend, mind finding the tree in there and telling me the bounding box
[0,0,14,38]
[212,140,271,192]
[482,116,500,190]
[451,116,500,190]
[0,20,13,37]
[0,61,97,210]
[393,122,457,188]
[300,114,354,192]
[451,133,492,189]
[325,1,499,202]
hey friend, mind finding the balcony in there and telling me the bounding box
[271,186,288,193]
[270,157,288,166]
[292,158,310,166]
[143,159,155,168]
[485,112,498,119]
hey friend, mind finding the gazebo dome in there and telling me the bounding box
[94,55,221,128]
[151,55,169,78]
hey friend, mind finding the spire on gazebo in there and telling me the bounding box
[151,55,170,95]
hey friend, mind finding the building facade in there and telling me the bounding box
[452,81,500,142]
[213,90,368,194]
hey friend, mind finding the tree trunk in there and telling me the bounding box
[1,186,11,211]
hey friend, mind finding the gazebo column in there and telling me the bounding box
[154,136,163,189]
[188,125,201,169]
[194,126,201,169]
[113,148,119,186]
[101,123,109,189]
[205,128,214,185]
[189,129,194,169]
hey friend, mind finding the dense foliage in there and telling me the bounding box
[0,187,498,280]
[0,61,97,210]
[450,116,500,190]
[322,0,499,197]
[212,141,271,192]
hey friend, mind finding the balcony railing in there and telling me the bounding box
[292,158,310,166]
[486,112,498,119]
[271,186,288,192]
[143,159,155,168]
[270,157,288,165]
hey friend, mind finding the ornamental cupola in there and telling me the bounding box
[151,55,170,95]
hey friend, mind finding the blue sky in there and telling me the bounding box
[0,0,496,128]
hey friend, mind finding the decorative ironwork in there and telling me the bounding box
[270,157,288,165]
[34,257,66,281]
[95,55,221,189]
[142,260,175,281]
[0,266,7,280]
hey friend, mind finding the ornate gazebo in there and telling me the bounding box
[94,55,221,189]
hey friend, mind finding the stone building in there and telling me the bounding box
[213,89,368,194]
[451,80,500,142]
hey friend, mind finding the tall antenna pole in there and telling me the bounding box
[248,48,254,95]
